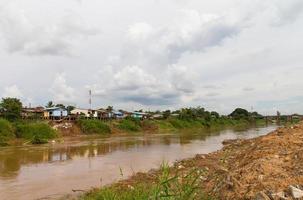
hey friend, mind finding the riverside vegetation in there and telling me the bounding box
[0,97,279,146]
[81,163,212,200]
[0,116,257,146]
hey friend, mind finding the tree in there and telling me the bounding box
[229,108,249,120]
[163,110,171,119]
[55,104,66,109]
[106,106,113,112]
[211,111,220,119]
[0,98,22,121]
[46,101,54,108]
[66,105,75,114]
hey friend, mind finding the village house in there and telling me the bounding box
[112,110,124,119]
[44,107,68,119]
[21,106,45,119]
[70,108,98,118]
[131,111,149,119]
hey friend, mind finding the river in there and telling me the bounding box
[0,125,277,200]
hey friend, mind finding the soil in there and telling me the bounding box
[94,122,303,200]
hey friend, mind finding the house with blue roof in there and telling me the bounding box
[44,107,68,119]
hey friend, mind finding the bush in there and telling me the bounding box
[168,118,202,129]
[77,119,111,135]
[15,122,57,144]
[117,119,140,132]
[0,119,15,146]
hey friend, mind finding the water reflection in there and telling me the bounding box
[0,130,222,178]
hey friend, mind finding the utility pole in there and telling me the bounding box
[89,90,92,110]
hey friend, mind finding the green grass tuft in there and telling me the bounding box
[77,119,111,135]
[117,119,141,132]
[0,118,15,146]
[82,162,212,200]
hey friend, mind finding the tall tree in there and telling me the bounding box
[163,110,171,119]
[229,108,249,120]
[106,106,113,112]
[46,101,54,108]
[0,98,22,121]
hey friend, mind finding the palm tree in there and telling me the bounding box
[46,101,54,108]
[106,106,113,112]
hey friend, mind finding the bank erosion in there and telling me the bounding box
[79,121,303,200]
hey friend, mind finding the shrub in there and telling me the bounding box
[15,122,57,144]
[77,119,111,135]
[0,119,15,146]
[117,119,140,132]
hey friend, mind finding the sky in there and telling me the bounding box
[0,0,303,115]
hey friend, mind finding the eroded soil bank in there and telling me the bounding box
[80,122,303,200]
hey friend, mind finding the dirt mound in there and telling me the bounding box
[177,122,303,199]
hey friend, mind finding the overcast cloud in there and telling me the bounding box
[0,0,303,115]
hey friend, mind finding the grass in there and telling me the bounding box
[77,119,111,135]
[0,118,15,146]
[82,163,212,200]
[15,121,57,144]
[117,118,141,132]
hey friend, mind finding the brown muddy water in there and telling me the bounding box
[0,126,277,200]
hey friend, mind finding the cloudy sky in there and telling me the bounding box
[0,0,303,115]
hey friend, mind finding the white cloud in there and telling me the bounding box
[2,85,23,98]
[49,74,75,104]
[0,0,303,114]
[0,3,98,56]
[123,9,240,66]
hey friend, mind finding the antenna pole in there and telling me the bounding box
[89,90,92,110]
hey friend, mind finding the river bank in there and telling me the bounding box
[76,122,303,200]
[0,117,260,147]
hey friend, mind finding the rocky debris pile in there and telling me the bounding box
[51,122,82,136]
[176,122,303,199]
[52,122,73,130]
[255,185,303,200]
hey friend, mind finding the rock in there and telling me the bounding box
[289,185,303,199]
[255,191,271,200]
[258,175,264,181]
[270,191,287,200]
[178,165,184,169]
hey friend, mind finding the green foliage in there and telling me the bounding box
[46,101,54,108]
[210,111,220,119]
[156,120,175,130]
[168,118,203,129]
[117,118,141,132]
[163,110,171,119]
[15,122,57,144]
[0,119,15,146]
[77,119,111,135]
[55,104,66,109]
[82,163,211,200]
[106,106,114,112]
[229,108,249,120]
[0,98,22,121]
[66,105,75,114]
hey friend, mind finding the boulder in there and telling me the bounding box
[289,185,303,199]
